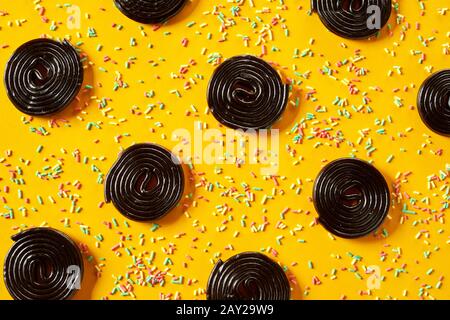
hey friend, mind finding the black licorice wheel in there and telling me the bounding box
[207,55,289,130]
[311,0,392,39]
[206,252,291,300]
[114,0,187,24]
[313,158,390,239]
[4,38,83,116]
[3,227,84,300]
[104,143,184,221]
[417,69,450,136]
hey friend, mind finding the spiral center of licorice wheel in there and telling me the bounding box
[30,257,54,281]
[446,92,450,109]
[231,78,258,105]
[341,184,363,208]
[30,58,51,87]
[342,0,364,12]
[236,278,260,299]
[135,169,158,194]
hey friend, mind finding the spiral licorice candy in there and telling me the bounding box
[207,252,291,300]
[105,143,184,221]
[313,158,390,239]
[417,69,450,136]
[207,55,289,130]
[3,227,84,300]
[311,0,392,39]
[114,0,187,24]
[4,38,83,116]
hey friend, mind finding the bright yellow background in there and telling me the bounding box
[0,0,448,300]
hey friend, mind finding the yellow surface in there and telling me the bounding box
[0,0,449,300]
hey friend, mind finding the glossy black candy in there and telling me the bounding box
[114,0,187,24]
[417,69,450,136]
[313,158,390,238]
[311,0,392,39]
[207,252,291,300]
[105,143,184,221]
[4,38,83,116]
[3,227,84,300]
[207,55,289,130]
